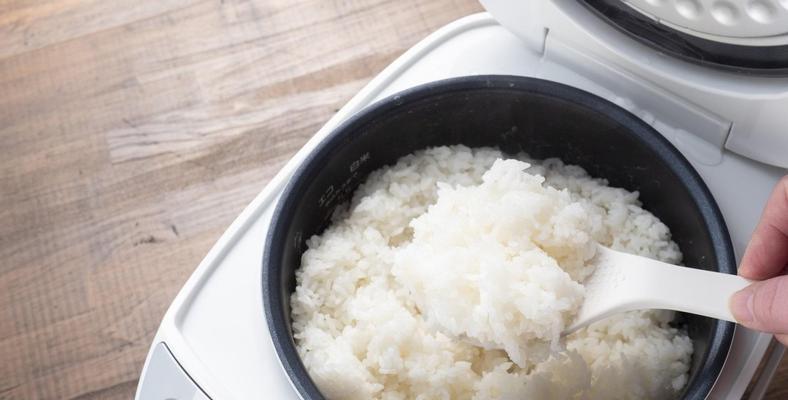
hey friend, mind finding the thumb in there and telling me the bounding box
[730,275,788,333]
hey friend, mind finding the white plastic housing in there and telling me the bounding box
[482,0,788,169]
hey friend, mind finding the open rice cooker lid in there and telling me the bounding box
[480,0,788,169]
[582,0,788,73]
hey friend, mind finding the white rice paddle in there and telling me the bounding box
[565,245,751,335]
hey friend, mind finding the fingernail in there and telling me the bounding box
[730,288,754,323]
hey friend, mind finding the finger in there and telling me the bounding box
[739,176,788,280]
[730,275,788,334]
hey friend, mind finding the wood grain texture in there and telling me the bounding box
[0,1,785,399]
[0,1,481,398]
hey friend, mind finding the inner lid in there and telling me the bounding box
[626,0,788,45]
[581,0,788,73]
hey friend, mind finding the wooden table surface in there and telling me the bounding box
[0,1,785,399]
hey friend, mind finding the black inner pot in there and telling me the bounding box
[263,76,735,399]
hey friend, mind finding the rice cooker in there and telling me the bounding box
[134,1,788,399]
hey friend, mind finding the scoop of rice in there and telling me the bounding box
[290,145,692,400]
[393,159,594,368]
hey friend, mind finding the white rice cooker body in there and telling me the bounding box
[481,0,788,169]
[134,2,788,400]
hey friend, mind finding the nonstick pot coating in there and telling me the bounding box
[263,76,735,400]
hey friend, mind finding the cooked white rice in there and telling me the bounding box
[291,145,693,400]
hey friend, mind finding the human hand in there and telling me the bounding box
[730,176,788,346]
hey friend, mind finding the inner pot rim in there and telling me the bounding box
[262,75,736,400]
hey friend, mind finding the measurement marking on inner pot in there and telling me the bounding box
[317,171,360,208]
[317,153,371,208]
[350,152,370,173]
